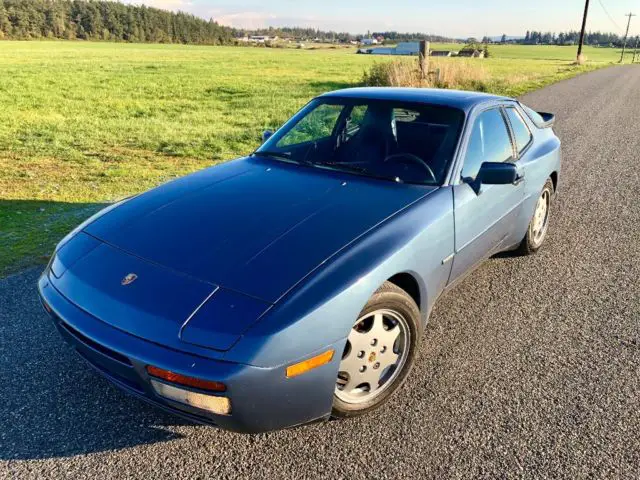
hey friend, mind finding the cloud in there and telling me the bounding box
[209,10,326,30]
[214,11,277,29]
[121,1,306,29]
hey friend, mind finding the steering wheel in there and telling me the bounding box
[383,153,436,182]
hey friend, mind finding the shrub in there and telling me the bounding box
[362,59,489,91]
[362,60,421,87]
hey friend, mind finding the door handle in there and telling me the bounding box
[513,174,525,186]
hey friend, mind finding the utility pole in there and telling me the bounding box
[577,0,590,62]
[620,13,636,63]
[633,36,639,63]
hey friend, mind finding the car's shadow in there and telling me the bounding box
[0,269,197,461]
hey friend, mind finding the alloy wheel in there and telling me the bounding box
[335,309,410,404]
[531,189,550,247]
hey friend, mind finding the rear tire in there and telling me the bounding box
[332,281,421,418]
[516,178,554,255]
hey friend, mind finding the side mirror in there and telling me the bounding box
[477,162,518,185]
[262,130,274,143]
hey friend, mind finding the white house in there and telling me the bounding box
[249,35,271,43]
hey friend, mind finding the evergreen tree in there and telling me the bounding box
[0,0,235,44]
[0,2,11,37]
[517,28,623,46]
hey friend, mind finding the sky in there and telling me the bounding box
[123,0,640,38]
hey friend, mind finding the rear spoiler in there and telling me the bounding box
[537,111,555,128]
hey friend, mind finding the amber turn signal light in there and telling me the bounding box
[286,350,335,378]
[146,365,226,392]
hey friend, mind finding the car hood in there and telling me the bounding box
[84,157,433,303]
[50,233,272,352]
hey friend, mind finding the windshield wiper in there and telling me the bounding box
[252,150,293,162]
[253,151,318,168]
[313,161,403,184]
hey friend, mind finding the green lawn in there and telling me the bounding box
[0,41,623,276]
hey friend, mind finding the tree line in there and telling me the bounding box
[0,0,235,44]
[369,31,459,43]
[234,26,459,44]
[236,26,356,43]
[521,30,629,46]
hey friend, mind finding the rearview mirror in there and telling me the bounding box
[262,130,273,143]
[477,162,518,185]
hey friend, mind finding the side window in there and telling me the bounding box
[277,104,344,148]
[505,107,532,155]
[461,108,513,180]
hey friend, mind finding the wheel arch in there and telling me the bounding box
[387,273,421,312]
[550,171,558,192]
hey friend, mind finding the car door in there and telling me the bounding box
[449,105,525,282]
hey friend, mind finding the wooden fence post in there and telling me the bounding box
[419,40,430,80]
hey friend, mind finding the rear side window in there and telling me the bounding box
[461,108,513,180]
[505,107,532,155]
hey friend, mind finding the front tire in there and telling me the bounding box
[332,281,421,418]
[516,178,554,256]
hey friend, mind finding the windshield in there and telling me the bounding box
[256,98,465,185]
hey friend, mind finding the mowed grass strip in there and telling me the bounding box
[0,41,620,275]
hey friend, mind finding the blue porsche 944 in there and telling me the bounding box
[38,88,560,433]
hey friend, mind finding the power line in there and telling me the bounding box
[597,0,623,32]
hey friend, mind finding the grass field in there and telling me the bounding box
[0,41,625,275]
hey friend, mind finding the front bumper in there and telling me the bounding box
[38,273,341,433]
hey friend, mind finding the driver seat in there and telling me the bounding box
[339,106,397,164]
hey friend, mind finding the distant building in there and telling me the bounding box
[394,42,419,55]
[431,50,456,57]
[364,42,417,56]
[248,35,272,43]
[457,49,485,58]
[361,38,378,46]
[367,47,396,55]
[361,43,468,57]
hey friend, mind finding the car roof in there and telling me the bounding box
[319,87,510,112]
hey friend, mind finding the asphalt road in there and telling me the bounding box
[1,65,639,479]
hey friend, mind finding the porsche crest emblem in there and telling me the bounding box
[121,273,138,286]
